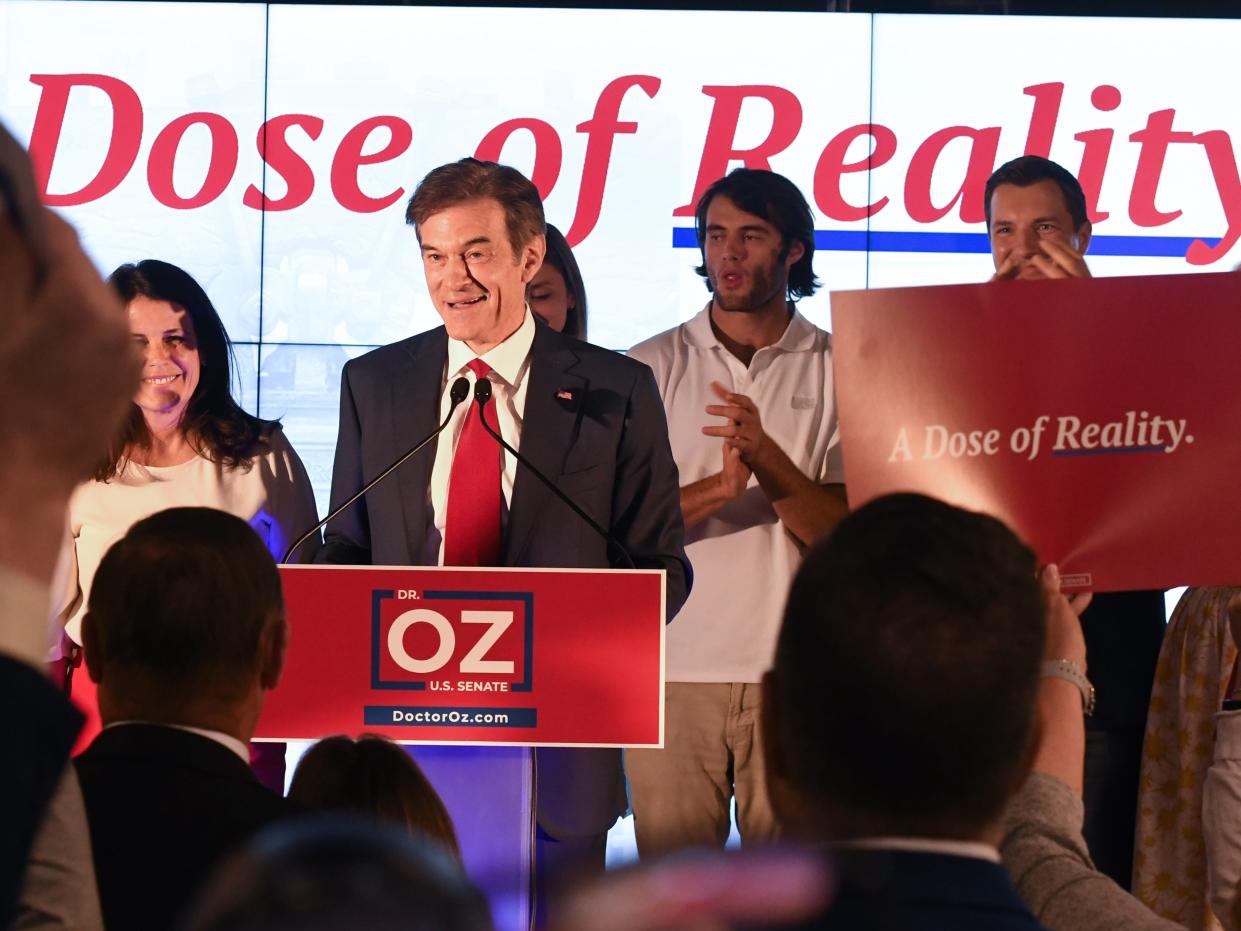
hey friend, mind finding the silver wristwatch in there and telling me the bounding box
[1041,659,1096,717]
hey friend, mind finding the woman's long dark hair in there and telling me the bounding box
[288,734,462,862]
[96,260,274,481]
[543,224,589,340]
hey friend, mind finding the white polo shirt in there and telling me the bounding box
[628,304,844,683]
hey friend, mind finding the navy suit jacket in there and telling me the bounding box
[319,321,689,837]
[1,657,82,927]
[75,724,298,931]
[775,849,1046,931]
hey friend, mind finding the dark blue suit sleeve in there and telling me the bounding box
[0,656,82,926]
[317,361,372,565]
[612,363,691,621]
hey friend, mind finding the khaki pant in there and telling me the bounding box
[624,681,779,858]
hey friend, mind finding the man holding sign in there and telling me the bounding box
[986,155,1093,282]
[983,155,1165,889]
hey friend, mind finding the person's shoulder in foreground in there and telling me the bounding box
[0,121,137,922]
[771,850,1045,930]
[760,493,1051,929]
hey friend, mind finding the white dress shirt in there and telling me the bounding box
[425,309,536,565]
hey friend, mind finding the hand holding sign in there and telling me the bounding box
[1031,562,1093,795]
[1040,564,1090,669]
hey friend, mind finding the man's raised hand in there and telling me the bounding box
[703,381,768,465]
[1028,238,1092,279]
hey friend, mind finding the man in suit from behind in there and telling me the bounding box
[320,158,689,899]
[76,507,299,931]
[762,493,1052,930]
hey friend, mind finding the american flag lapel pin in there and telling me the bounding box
[556,389,575,402]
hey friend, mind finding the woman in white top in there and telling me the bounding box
[59,260,319,781]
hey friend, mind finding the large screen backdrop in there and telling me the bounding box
[3,3,1239,515]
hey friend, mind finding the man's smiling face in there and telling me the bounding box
[989,179,1091,280]
[419,198,544,354]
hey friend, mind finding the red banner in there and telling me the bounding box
[255,566,665,746]
[832,271,1241,591]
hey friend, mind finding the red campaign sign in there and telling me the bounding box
[832,271,1241,592]
[255,566,665,746]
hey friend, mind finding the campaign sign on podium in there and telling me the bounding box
[832,271,1241,592]
[254,565,665,746]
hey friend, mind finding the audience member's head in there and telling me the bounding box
[526,223,588,339]
[764,493,1044,843]
[181,816,492,931]
[693,167,819,300]
[985,155,1092,278]
[82,507,286,737]
[289,735,461,861]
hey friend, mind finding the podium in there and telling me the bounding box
[257,565,667,931]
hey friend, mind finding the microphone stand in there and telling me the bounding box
[282,376,471,563]
[472,378,635,569]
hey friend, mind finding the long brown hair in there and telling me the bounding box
[97,261,274,481]
[543,223,589,340]
[289,735,462,862]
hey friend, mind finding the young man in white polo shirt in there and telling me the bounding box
[626,168,848,857]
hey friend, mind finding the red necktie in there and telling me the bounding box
[443,359,502,566]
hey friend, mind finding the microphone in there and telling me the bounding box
[282,376,471,563]
[472,378,634,569]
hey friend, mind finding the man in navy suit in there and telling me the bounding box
[76,508,299,930]
[320,158,689,898]
[762,493,1051,930]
